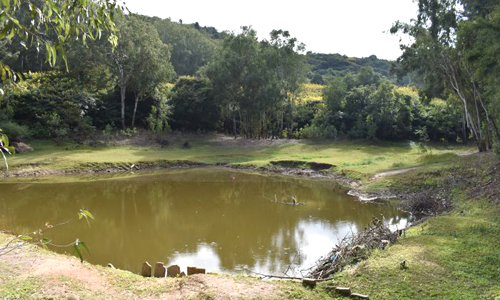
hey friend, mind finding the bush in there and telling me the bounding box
[120,127,137,137]
[494,140,500,156]
[1,72,96,141]
[102,124,114,142]
[0,120,30,142]
[298,124,337,139]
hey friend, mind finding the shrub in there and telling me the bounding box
[1,72,96,142]
[120,127,137,137]
[102,124,114,142]
[298,124,337,139]
[0,120,30,142]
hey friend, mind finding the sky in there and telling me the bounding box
[123,0,418,60]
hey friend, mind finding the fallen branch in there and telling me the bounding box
[309,217,400,279]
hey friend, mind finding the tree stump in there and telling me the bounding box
[141,262,152,277]
[167,265,181,277]
[154,262,166,278]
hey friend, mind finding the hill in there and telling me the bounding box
[305,52,392,84]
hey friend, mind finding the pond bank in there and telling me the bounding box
[1,140,496,300]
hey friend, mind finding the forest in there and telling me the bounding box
[1,1,500,300]
[1,0,497,154]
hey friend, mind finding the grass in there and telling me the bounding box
[319,202,500,300]
[5,137,474,180]
[1,136,497,300]
[323,153,500,300]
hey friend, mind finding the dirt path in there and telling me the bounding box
[0,235,295,300]
[371,167,421,180]
[371,151,478,180]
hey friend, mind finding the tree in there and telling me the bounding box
[265,29,307,137]
[108,15,175,129]
[458,0,500,145]
[147,16,218,76]
[169,77,220,131]
[391,0,496,151]
[129,25,175,128]
[0,0,122,81]
[205,27,306,139]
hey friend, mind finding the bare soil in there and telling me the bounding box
[0,237,288,300]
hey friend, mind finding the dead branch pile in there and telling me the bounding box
[309,218,399,279]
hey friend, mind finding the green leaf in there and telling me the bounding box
[73,243,83,263]
[18,235,32,241]
[41,238,52,245]
[1,0,10,10]
[72,238,90,263]
[80,209,95,220]
[79,241,91,255]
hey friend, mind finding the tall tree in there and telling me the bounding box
[146,16,219,76]
[108,15,175,129]
[129,28,175,127]
[206,27,306,139]
[391,0,498,151]
[264,30,307,137]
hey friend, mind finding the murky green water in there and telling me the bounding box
[0,168,408,276]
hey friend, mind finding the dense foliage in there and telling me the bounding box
[391,0,500,151]
[306,53,391,84]
[2,2,498,149]
[296,69,463,141]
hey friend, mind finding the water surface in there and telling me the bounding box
[0,168,408,276]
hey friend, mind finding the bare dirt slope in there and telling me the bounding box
[0,236,295,300]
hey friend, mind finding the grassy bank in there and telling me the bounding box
[5,135,473,179]
[1,136,497,300]
[317,153,500,300]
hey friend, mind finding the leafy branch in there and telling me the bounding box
[0,0,125,81]
[0,209,95,262]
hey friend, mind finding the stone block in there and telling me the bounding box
[154,262,166,278]
[141,262,152,277]
[167,265,181,277]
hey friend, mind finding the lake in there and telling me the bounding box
[0,168,408,277]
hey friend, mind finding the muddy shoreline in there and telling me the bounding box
[1,159,404,206]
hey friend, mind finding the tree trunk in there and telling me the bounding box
[279,110,284,138]
[132,94,139,128]
[233,114,237,139]
[120,85,127,130]
[119,71,127,130]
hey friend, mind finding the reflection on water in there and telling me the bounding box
[0,168,408,276]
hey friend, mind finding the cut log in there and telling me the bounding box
[154,262,166,278]
[302,278,317,288]
[335,287,351,296]
[350,293,369,299]
[141,262,152,277]
[167,265,181,277]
